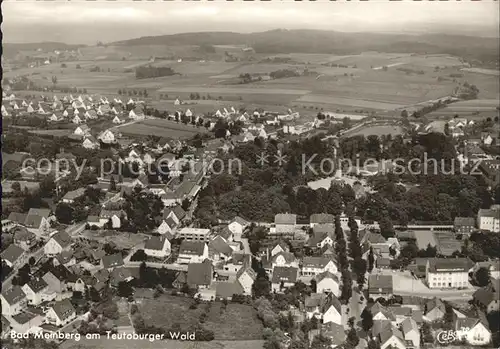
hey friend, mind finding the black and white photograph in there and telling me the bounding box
[1,1,499,349]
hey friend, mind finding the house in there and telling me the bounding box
[21,277,55,305]
[23,213,51,236]
[472,260,500,280]
[455,312,492,346]
[74,124,90,136]
[371,302,396,322]
[310,213,335,227]
[44,231,72,256]
[307,231,334,250]
[236,266,256,296]
[377,324,408,349]
[473,280,500,313]
[215,281,244,300]
[1,244,28,268]
[82,136,99,150]
[61,187,85,204]
[268,251,299,271]
[304,292,342,325]
[424,297,446,321]
[274,213,297,235]
[10,312,44,335]
[227,216,250,242]
[178,228,211,242]
[368,274,394,300]
[156,217,177,236]
[144,235,171,259]
[1,286,27,315]
[426,258,473,289]
[99,210,124,228]
[163,205,186,226]
[310,322,346,348]
[477,205,500,233]
[222,253,252,273]
[177,241,209,264]
[45,299,76,327]
[454,217,476,235]
[315,271,340,296]
[187,260,213,289]
[271,266,299,293]
[112,115,124,124]
[302,257,338,277]
[208,236,233,262]
[101,253,125,270]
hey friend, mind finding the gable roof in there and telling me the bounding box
[371,302,396,321]
[310,213,335,225]
[25,277,48,293]
[1,286,26,305]
[271,266,298,284]
[50,299,75,321]
[24,214,44,229]
[208,236,233,256]
[232,216,250,227]
[144,236,168,251]
[27,208,51,219]
[187,260,212,287]
[7,212,28,224]
[1,244,25,264]
[50,231,72,249]
[315,271,339,284]
[179,241,206,256]
[427,258,474,273]
[215,281,244,298]
[307,231,332,247]
[303,256,335,269]
[368,274,394,294]
[101,253,124,269]
[275,213,297,225]
[426,297,446,314]
[321,293,342,314]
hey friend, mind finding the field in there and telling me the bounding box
[347,125,405,137]
[137,294,263,340]
[118,119,208,139]
[61,339,265,349]
[6,48,499,117]
[426,99,499,120]
[414,230,438,250]
[434,232,462,256]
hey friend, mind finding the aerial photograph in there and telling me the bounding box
[1,1,499,349]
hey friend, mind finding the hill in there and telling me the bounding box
[110,30,499,66]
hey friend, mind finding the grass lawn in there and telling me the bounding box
[114,298,132,327]
[204,302,263,340]
[137,294,263,340]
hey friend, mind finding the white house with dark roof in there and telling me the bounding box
[271,266,299,293]
[454,312,492,346]
[310,213,335,227]
[144,236,171,259]
[426,258,473,289]
[156,217,177,236]
[1,286,27,315]
[177,241,208,264]
[401,317,420,349]
[101,253,125,270]
[44,231,72,256]
[45,299,76,327]
[273,213,296,235]
[304,292,342,325]
[227,216,250,242]
[178,228,211,242]
[302,257,338,277]
[61,187,85,204]
[236,266,256,296]
[424,297,446,322]
[368,274,394,300]
[1,244,28,268]
[315,271,340,296]
[21,277,56,305]
[208,235,233,263]
[477,205,500,232]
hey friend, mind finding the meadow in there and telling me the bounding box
[6,49,499,118]
[119,119,207,139]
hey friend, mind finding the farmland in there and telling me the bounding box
[5,47,499,117]
[118,119,208,139]
[347,125,405,137]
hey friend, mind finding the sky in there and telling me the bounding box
[2,1,499,44]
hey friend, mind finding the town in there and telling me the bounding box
[2,2,500,349]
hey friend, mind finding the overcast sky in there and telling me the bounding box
[3,1,499,44]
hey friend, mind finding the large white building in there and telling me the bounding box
[426,258,473,289]
[178,228,211,242]
[477,205,500,233]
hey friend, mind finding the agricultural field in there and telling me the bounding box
[426,99,499,120]
[346,125,405,137]
[461,67,500,76]
[137,294,263,340]
[118,119,208,139]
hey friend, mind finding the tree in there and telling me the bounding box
[55,203,73,224]
[109,176,117,192]
[117,281,133,298]
[379,217,395,239]
[361,308,374,332]
[368,247,375,272]
[181,198,190,211]
[401,110,408,118]
[51,76,58,88]
[345,327,360,349]
[475,267,491,287]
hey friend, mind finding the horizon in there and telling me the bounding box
[3,1,499,44]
